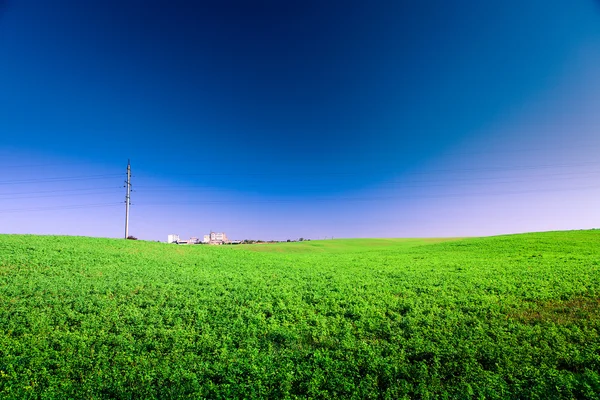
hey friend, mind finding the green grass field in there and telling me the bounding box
[1,231,599,398]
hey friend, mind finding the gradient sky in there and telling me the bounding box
[1,0,600,241]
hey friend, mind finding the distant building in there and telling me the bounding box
[210,232,228,242]
[169,233,230,245]
[206,231,228,244]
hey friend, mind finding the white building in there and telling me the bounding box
[169,233,229,244]
[210,232,228,243]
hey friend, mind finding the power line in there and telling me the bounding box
[0,174,124,185]
[3,161,598,186]
[1,159,598,214]
[133,170,600,192]
[3,142,600,169]
[0,187,122,196]
[400,169,600,184]
[0,202,123,214]
[130,184,600,206]
[404,161,600,175]
[132,161,600,179]
[0,190,122,201]
[1,161,111,169]
[435,143,600,157]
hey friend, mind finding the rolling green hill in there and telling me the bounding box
[233,237,463,253]
[0,231,599,398]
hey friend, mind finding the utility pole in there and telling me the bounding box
[124,159,131,239]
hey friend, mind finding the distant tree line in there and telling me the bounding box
[240,238,311,244]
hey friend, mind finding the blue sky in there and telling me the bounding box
[1,0,600,241]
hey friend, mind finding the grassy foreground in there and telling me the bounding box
[0,231,599,399]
